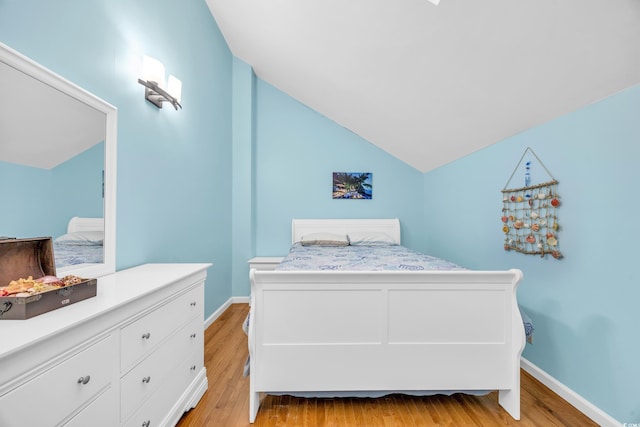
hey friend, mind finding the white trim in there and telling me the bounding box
[521,357,621,427]
[232,296,250,304]
[205,298,232,329]
[204,297,250,329]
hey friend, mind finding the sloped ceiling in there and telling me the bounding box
[207,0,640,173]
[0,61,105,170]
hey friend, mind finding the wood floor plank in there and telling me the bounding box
[177,304,599,427]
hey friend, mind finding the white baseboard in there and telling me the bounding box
[204,297,250,329]
[521,357,621,427]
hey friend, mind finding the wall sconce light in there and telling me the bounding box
[137,55,182,110]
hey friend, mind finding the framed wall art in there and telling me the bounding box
[332,172,372,199]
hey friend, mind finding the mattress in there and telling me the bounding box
[276,242,467,271]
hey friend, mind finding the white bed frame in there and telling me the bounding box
[67,216,104,233]
[248,219,525,422]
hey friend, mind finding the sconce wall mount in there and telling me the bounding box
[138,78,182,110]
[138,55,182,110]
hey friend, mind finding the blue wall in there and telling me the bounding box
[228,76,427,296]
[231,58,257,297]
[52,142,105,237]
[0,161,53,237]
[253,80,426,256]
[0,142,102,238]
[424,84,640,422]
[0,0,234,318]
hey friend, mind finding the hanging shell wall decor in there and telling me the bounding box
[501,148,562,259]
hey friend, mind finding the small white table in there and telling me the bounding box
[248,257,284,271]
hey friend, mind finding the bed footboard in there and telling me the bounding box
[248,269,524,422]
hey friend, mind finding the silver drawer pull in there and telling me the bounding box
[141,332,151,339]
[142,376,151,383]
[190,333,196,338]
[77,375,91,385]
[190,301,197,307]
[142,421,150,427]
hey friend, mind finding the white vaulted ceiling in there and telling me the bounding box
[206,0,640,172]
[0,60,105,170]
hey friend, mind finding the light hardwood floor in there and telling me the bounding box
[176,303,598,427]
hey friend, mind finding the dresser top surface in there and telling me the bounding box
[0,263,211,359]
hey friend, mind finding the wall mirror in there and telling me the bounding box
[0,42,117,278]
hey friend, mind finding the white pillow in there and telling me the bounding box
[300,232,349,246]
[55,231,104,246]
[348,231,397,246]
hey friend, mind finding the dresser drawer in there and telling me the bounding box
[123,342,205,427]
[63,386,117,427]
[121,316,202,422]
[120,285,203,373]
[0,334,116,427]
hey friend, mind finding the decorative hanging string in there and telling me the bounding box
[500,147,562,259]
[502,147,557,192]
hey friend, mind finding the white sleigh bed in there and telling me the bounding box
[248,218,525,422]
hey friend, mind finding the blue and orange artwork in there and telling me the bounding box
[332,172,372,199]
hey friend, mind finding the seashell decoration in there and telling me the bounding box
[501,148,561,259]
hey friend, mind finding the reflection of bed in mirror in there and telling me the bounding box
[53,217,104,268]
[1,41,117,278]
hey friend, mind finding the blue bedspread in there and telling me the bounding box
[277,242,467,271]
[54,242,103,268]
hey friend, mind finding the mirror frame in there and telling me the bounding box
[0,42,117,278]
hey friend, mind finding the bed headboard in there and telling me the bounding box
[291,218,401,244]
[67,217,104,233]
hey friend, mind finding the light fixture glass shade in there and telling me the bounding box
[142,55,165,87]
[167,75,182,103]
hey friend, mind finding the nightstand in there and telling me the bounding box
[248,257,284,271]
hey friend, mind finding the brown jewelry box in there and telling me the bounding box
[0,237,97,320]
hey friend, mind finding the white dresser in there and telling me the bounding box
[0,263,210,427]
